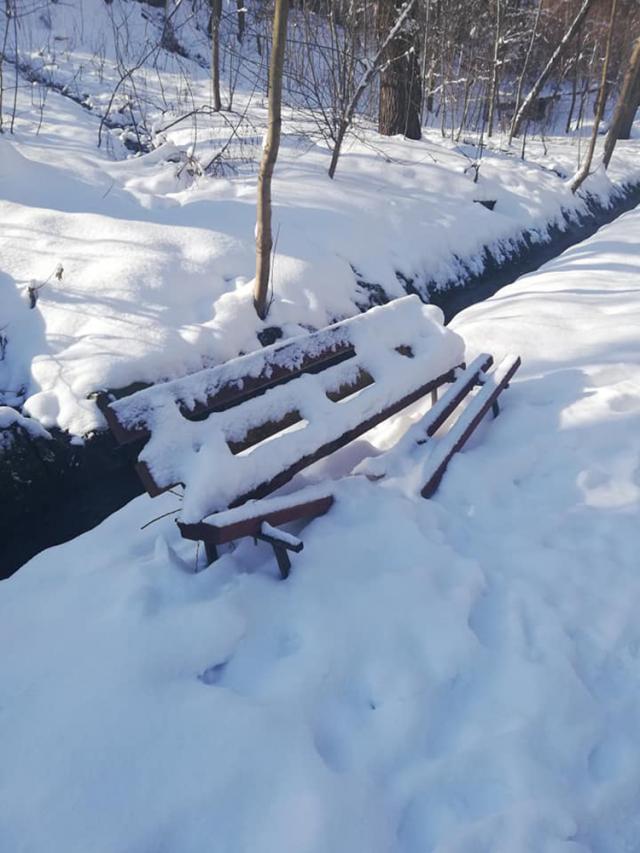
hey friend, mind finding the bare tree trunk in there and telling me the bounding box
[9,0,17,134]
[603,35,640,167]
[511,0,596,139]
[378,0,422,140]
[0,1,11,133]
[236,0,246,43]
[327,0,418,178]
[210,0,222,112]
[420,0,431,122]
[565,43,581,134]
[254,0,289,320]
[487,0,501,138]
[571,0,618,193]
[509,0,542,144]
[456,69,474,141]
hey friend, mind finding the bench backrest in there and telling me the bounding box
[103,296,464,524]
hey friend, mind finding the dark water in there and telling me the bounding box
[2,186,640,579]
[431,185,640,322]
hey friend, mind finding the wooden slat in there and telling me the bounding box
[179,494,335,544]
[359,353,493,481]
[103,296,431,446]
[177,365,458,532]
[421,356,521,498]
[227,366,457,506]
[100,335,356,445]
[422,354,493,437]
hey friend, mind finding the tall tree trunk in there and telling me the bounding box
[0,1,11,133]
[420,0,431,122]
[254,0,289,319]
[603,35,640,166]
[571,0,618,193]
[378,0,422,140]
[511,0,596,139]
[236,0,246,42]
[328,0,418,178]
[565,40,581,134]
[210,0,222,112]
[509,0,543,144]
[487,0,501,138]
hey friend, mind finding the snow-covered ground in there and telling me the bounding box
[2,206,640,853]
[2,0,640,436]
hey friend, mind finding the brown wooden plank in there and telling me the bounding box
[135,460,170,498]
[227,409,303,455]
[133,360,422,496]
[105,332,356,445]
[215,366,459,510]
[179,495,335,543]
[421,353,493,440]
[421,357,521,499]
[178,339,355,421]
[103,296,432,446]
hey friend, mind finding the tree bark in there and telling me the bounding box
[236,0,246,43]
[486,0,501,138]
[571,0,618,193]
[210,0,222,112]
[378,0,422,140]
[254,0,289,320]
[328,0,418,178]
[509,0,543,144]
[511,0,596,139]
[603,35,640,167]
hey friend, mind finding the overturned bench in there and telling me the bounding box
[99,296,519,577]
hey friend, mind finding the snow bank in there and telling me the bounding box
[2,208,640,852]
[0,406,51,443]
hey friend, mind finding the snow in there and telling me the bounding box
[0,405,51,441]
[2,207,640,852]
[2,0,640,436]
[3,1,640,848]
[205,481,336,526]
[260,522,303,550]
[108,296,448,435]
[357,353,493,481]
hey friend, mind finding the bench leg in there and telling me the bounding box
[431,388,438,406]
[492,401,500,418]
[204,541,219,566]
[272,544,292,580]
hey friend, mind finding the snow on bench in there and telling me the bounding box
[102,296,465,572]
[189,353,521,577]
[101,295,449,445]
[419,355,521,497]
[104,296,464,521]
[358,353,495,480]
[358,353,522,494]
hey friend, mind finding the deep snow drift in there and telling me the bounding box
[2,208,640,853]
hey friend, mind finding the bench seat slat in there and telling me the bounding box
[358,352,493,481]
[179,483,336,544]
[103,296,443,444]
[420,355,521,497]
[156,355,461,523]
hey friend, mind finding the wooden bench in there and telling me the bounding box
[99,296,519,577]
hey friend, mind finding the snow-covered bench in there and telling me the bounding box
[99,296,519,576]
